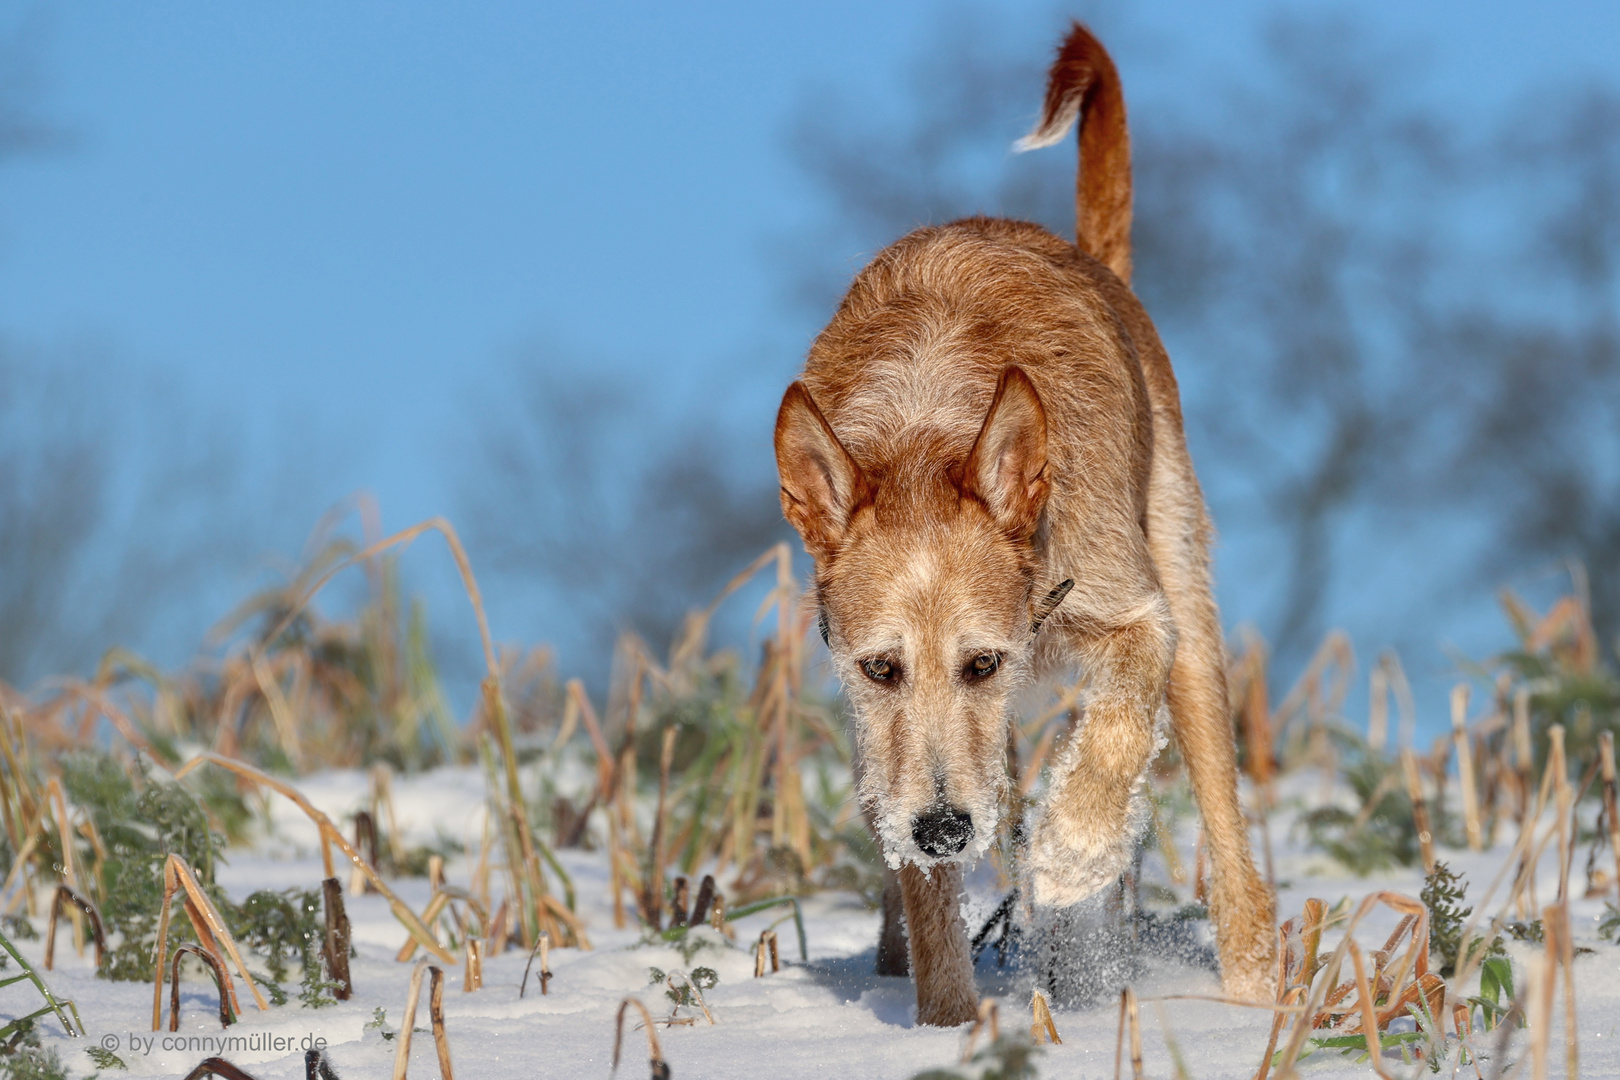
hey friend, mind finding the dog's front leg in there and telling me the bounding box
[875,864,909,976]
[898,862,977,1026]
[1027,596,1176,906]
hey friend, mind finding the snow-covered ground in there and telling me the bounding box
[8,766,1616,1079]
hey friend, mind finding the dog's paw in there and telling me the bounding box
[1025,824,1133,907]
[1219,959,1277,1004]
[915,981,980,1028]
[1211,873,1279,1003]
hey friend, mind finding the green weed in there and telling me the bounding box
[58,753,223,981]
[1421,861,1503,978]
[0,1046,67,1080]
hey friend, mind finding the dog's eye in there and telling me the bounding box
[861,658,897,683]
[965,653,1001,679]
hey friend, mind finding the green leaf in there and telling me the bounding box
[724,896,808,961]
[1480,955,1513,1005]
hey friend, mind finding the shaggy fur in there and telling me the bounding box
[774,22,1276,1026]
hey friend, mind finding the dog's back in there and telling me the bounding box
[798,23,1174,573]
[800,218,1158,582]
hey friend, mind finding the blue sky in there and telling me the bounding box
[3,1,1617,714]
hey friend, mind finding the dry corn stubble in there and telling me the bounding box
[3,510,1613,1080]
[1031,989,1061,1046]
[247,516,576,952]
[176,752,453,963]
[167,943,233,1031]
[42,883,104,971]
[961,999,1000,1064]
[612,997,670,1080]
[149,852,269,1031]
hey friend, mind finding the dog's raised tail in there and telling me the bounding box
[1016,23,1132,284]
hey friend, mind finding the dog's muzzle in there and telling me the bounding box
[912,805,975,858]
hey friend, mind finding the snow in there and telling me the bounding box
[8,767,1616,1080]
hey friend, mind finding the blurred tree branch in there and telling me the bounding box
[463,354,790,668]
[0,23,272,688]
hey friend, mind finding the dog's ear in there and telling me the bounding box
[962,366,1050,540]
[775,382,867,560]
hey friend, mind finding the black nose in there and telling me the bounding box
[912,806,974,857]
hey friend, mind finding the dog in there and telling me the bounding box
[773,23,1276,1025]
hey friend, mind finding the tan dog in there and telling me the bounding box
[773,23,1276,1025]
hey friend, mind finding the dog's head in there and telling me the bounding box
[775,366,1064,869]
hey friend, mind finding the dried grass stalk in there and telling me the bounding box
[1240,636,1276,793]
[181,1058,261,1080]
[645,725,676,930]
[1031,988,1061,1046]
[176,753,454,964]
[1254,985,1306,1080]
[521,931,551,998]
[462,940,482,993]
[1451,685,1483,850]
[962,999,1000,1064]
[1114,989,1127,1080]
[1602,731,1620,902]
[1300,898,1326,980]
[168,943,232,1030]
[753,930,779,976]
[1345,940,1390,1080]
[149,853,268,1031]
[1193,832,1207,903]
[250,515,572,952]
[429,965,455,1080]
[669,876,689,928]
[250,651,305,772]
[608,808,628,931]
[1367,659,1389,752]
[1255,914,1297,1080]
[1124,987,1142,1078]
[1547,902,1578,1080]
[1550,726,1571,904]
[1400,750,1436,872]
[485,898,510,957]
[0,789,48,916]
[349,811,379,896]
[611,997,669,1079]
[43,884,104,971]
[1452,744,1579,974]
[397,893,452,963]
[1513,687,1535,823]
[46,779,84,955]
[1273,891,1431,1075]
[1148,797,1189,886]
[392,958,430,1080]
[321,877,353,1000]
[61,683,173,772]
[1528,924,1551,1080]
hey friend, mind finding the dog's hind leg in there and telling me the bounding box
[897,862,977,1026]
[1144,460,1277,1000]
[1160,572,1276,998]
